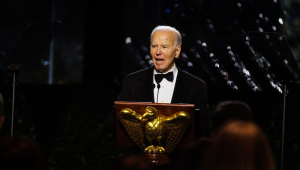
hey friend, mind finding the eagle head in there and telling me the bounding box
[142,106,158,120]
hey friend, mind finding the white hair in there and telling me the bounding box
[150,25,182,47]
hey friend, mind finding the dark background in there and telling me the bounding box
[0,0,300,169]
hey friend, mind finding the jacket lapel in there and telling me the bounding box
[171,68,191,103]
[138,67,155,103]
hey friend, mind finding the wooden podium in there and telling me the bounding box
[115,101,195,165]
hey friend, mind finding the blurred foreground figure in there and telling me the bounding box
[115,154,154,170]
[172,137,213,170]
[199,121,276,170]
[0,93,5,130]
[211,100,252,134]
[0,135,46,170]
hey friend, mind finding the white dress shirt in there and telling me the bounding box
[153,65,178,103]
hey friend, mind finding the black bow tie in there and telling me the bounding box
[155,72,174,84]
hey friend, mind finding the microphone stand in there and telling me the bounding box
[156,84,161,103]
[247,31,300,170]
[281,83,287,170]
[280,80,300,170]
[1,21,62,137]
[7,64,23,136]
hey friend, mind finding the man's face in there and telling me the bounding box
[150,31,181,73]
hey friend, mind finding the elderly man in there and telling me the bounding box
[117,25,211,138]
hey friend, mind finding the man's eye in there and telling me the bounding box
[163,46,168,48]
[152,45,157,48]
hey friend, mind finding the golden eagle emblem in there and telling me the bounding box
[119,106,191,153]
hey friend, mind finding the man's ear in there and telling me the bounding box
[175,45,181,58]
[0,116,4,130]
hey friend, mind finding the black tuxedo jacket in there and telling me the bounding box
[117,66,211,137]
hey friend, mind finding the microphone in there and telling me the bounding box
[157,84,161,89]
[153,84,161,89]
[156,83,160,103]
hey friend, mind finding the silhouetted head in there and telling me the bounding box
[212,100,252,133]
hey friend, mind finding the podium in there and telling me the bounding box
[115,101,195,165]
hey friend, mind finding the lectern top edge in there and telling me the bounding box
[114,101,195,108]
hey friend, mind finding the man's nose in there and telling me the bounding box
[156,47,162,55]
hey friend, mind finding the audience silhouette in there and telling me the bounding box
[0,135,46,170]
[211,100,252,134]
[0,93,5,130]
[199,121,276,170]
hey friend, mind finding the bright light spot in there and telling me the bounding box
[227,46,231,50]
[215,63,219,68]
[252,86,258,91]
[283,11,287,15]
[278,18,283,24]
[265,17,269,21]
[210,53,214,57]
[243,68,250,76]
[277,52,281,56]
[125,37,131,44]
[41,60,49,66]
[202,42,207,47]
[270,81,282,93]
[258,28,263,32]
[187,62,193,67]
[227,81,233,85]
[265,34,269,39]
[145,55,151,60]
[259,13,263,18]
[237,3,241,7]
[182,53,188,59]
[148,60,153,65]
[272,26,277,31]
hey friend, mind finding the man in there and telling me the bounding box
[117,25,211,138]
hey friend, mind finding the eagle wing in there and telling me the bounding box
[164,111,191,153]
[118,108,146,151]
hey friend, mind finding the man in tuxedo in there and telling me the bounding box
[117,25,211,138]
